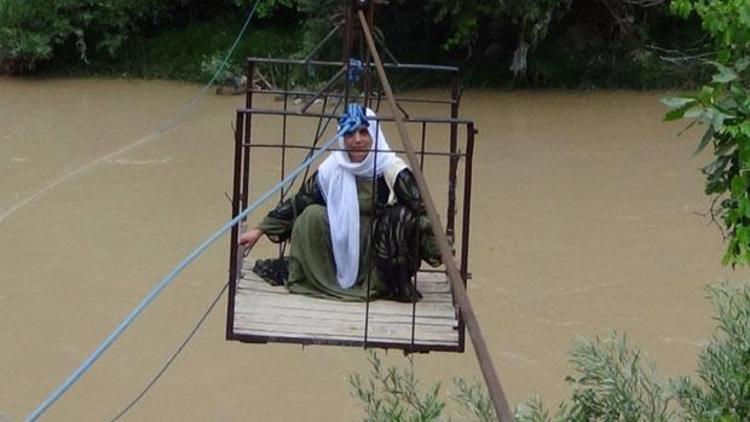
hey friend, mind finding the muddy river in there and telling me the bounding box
[1,78,747,420]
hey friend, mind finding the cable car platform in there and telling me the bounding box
[225,53,476,354]
[230,259,462,352]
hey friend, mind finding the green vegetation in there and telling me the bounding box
[349,351,497,421]
[344,2,750,420]
[350,283,750,422]
[516,333,674,421]
[517,282,750,422]
[663,0,750,266]
[0,0,714,89]
[65,19,300,82]
[673,284,750,420]
[0,0,172,73]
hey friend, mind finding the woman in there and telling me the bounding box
[239,104,440,301]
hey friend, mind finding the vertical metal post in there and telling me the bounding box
[227,111,244,340]
[461,124,475,281]
[446,75,460,243]
[361,3,374,108]
[420,121,427,171]
[342,2,354,105]
[357,11,515,421]
[281,64,289,200]
[245,60,254,109]
[363,116,381,349]
[457,123,476,354]
[242,61,255,213]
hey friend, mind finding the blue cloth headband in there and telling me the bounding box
[338,103,369,135]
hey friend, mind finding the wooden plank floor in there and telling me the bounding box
[232,260,461,351]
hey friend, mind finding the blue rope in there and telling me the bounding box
[109,281,229,421]
[158,0,262,132]
[0,0,263,228]
[25,127,345,422]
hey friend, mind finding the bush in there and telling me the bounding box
[350,282,750,422]
[0,0,74,72]
[664,0,750,266]
[0,0,172,73]
[349,351,498,422]
[672,283,750,421]
[517,282,750,422]
[516,333,674,422]
[349,352,446,421]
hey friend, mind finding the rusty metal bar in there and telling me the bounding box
[362,4,374,109]
[301,95,342,185]
[457,123,476,355]
[446,75,460,242]
[363,118,381,349]
[373,26,401,66]
[357,10,515,422]
[281,64,289,202]
[461,124,475,280]
[242,143,467,158]
[237,108,474,124]
[301,94,331,185]
[419,121,427,171]
[342,4,354,105]
[232,331,460,353]
[247,57,459,72]
[304,21,343,63]
[301,66,347,113]
[242,61,255,213]
[226,111,244,340]
[246,88,454,105]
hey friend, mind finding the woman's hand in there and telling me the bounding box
[239,227,264,252]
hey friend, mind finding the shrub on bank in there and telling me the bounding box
[0,0,711,89]
[0,0,172,73]
[350,282,750,421]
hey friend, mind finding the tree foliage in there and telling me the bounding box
[0,0,704,88]
[0,0,172,73]
[670,0,750,62]
[664,0,750,266]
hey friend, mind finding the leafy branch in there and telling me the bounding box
[663,0,750,266]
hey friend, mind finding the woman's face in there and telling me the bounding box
[343,126,373,163]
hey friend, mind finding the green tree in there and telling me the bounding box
[0,0,173,73]
[664,0,750,266]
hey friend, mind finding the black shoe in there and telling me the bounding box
[381,263,421,303]
[252,257,289,286]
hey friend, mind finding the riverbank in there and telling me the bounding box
[38,18,301,84]
[14,11,709,91]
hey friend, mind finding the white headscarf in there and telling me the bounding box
[317,108,396,288]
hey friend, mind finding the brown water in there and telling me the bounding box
[1,78,746,421]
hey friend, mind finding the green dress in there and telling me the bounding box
[258,179,388,301]
[256,170,440,301]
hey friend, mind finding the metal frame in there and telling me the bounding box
[225,0,476,354]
